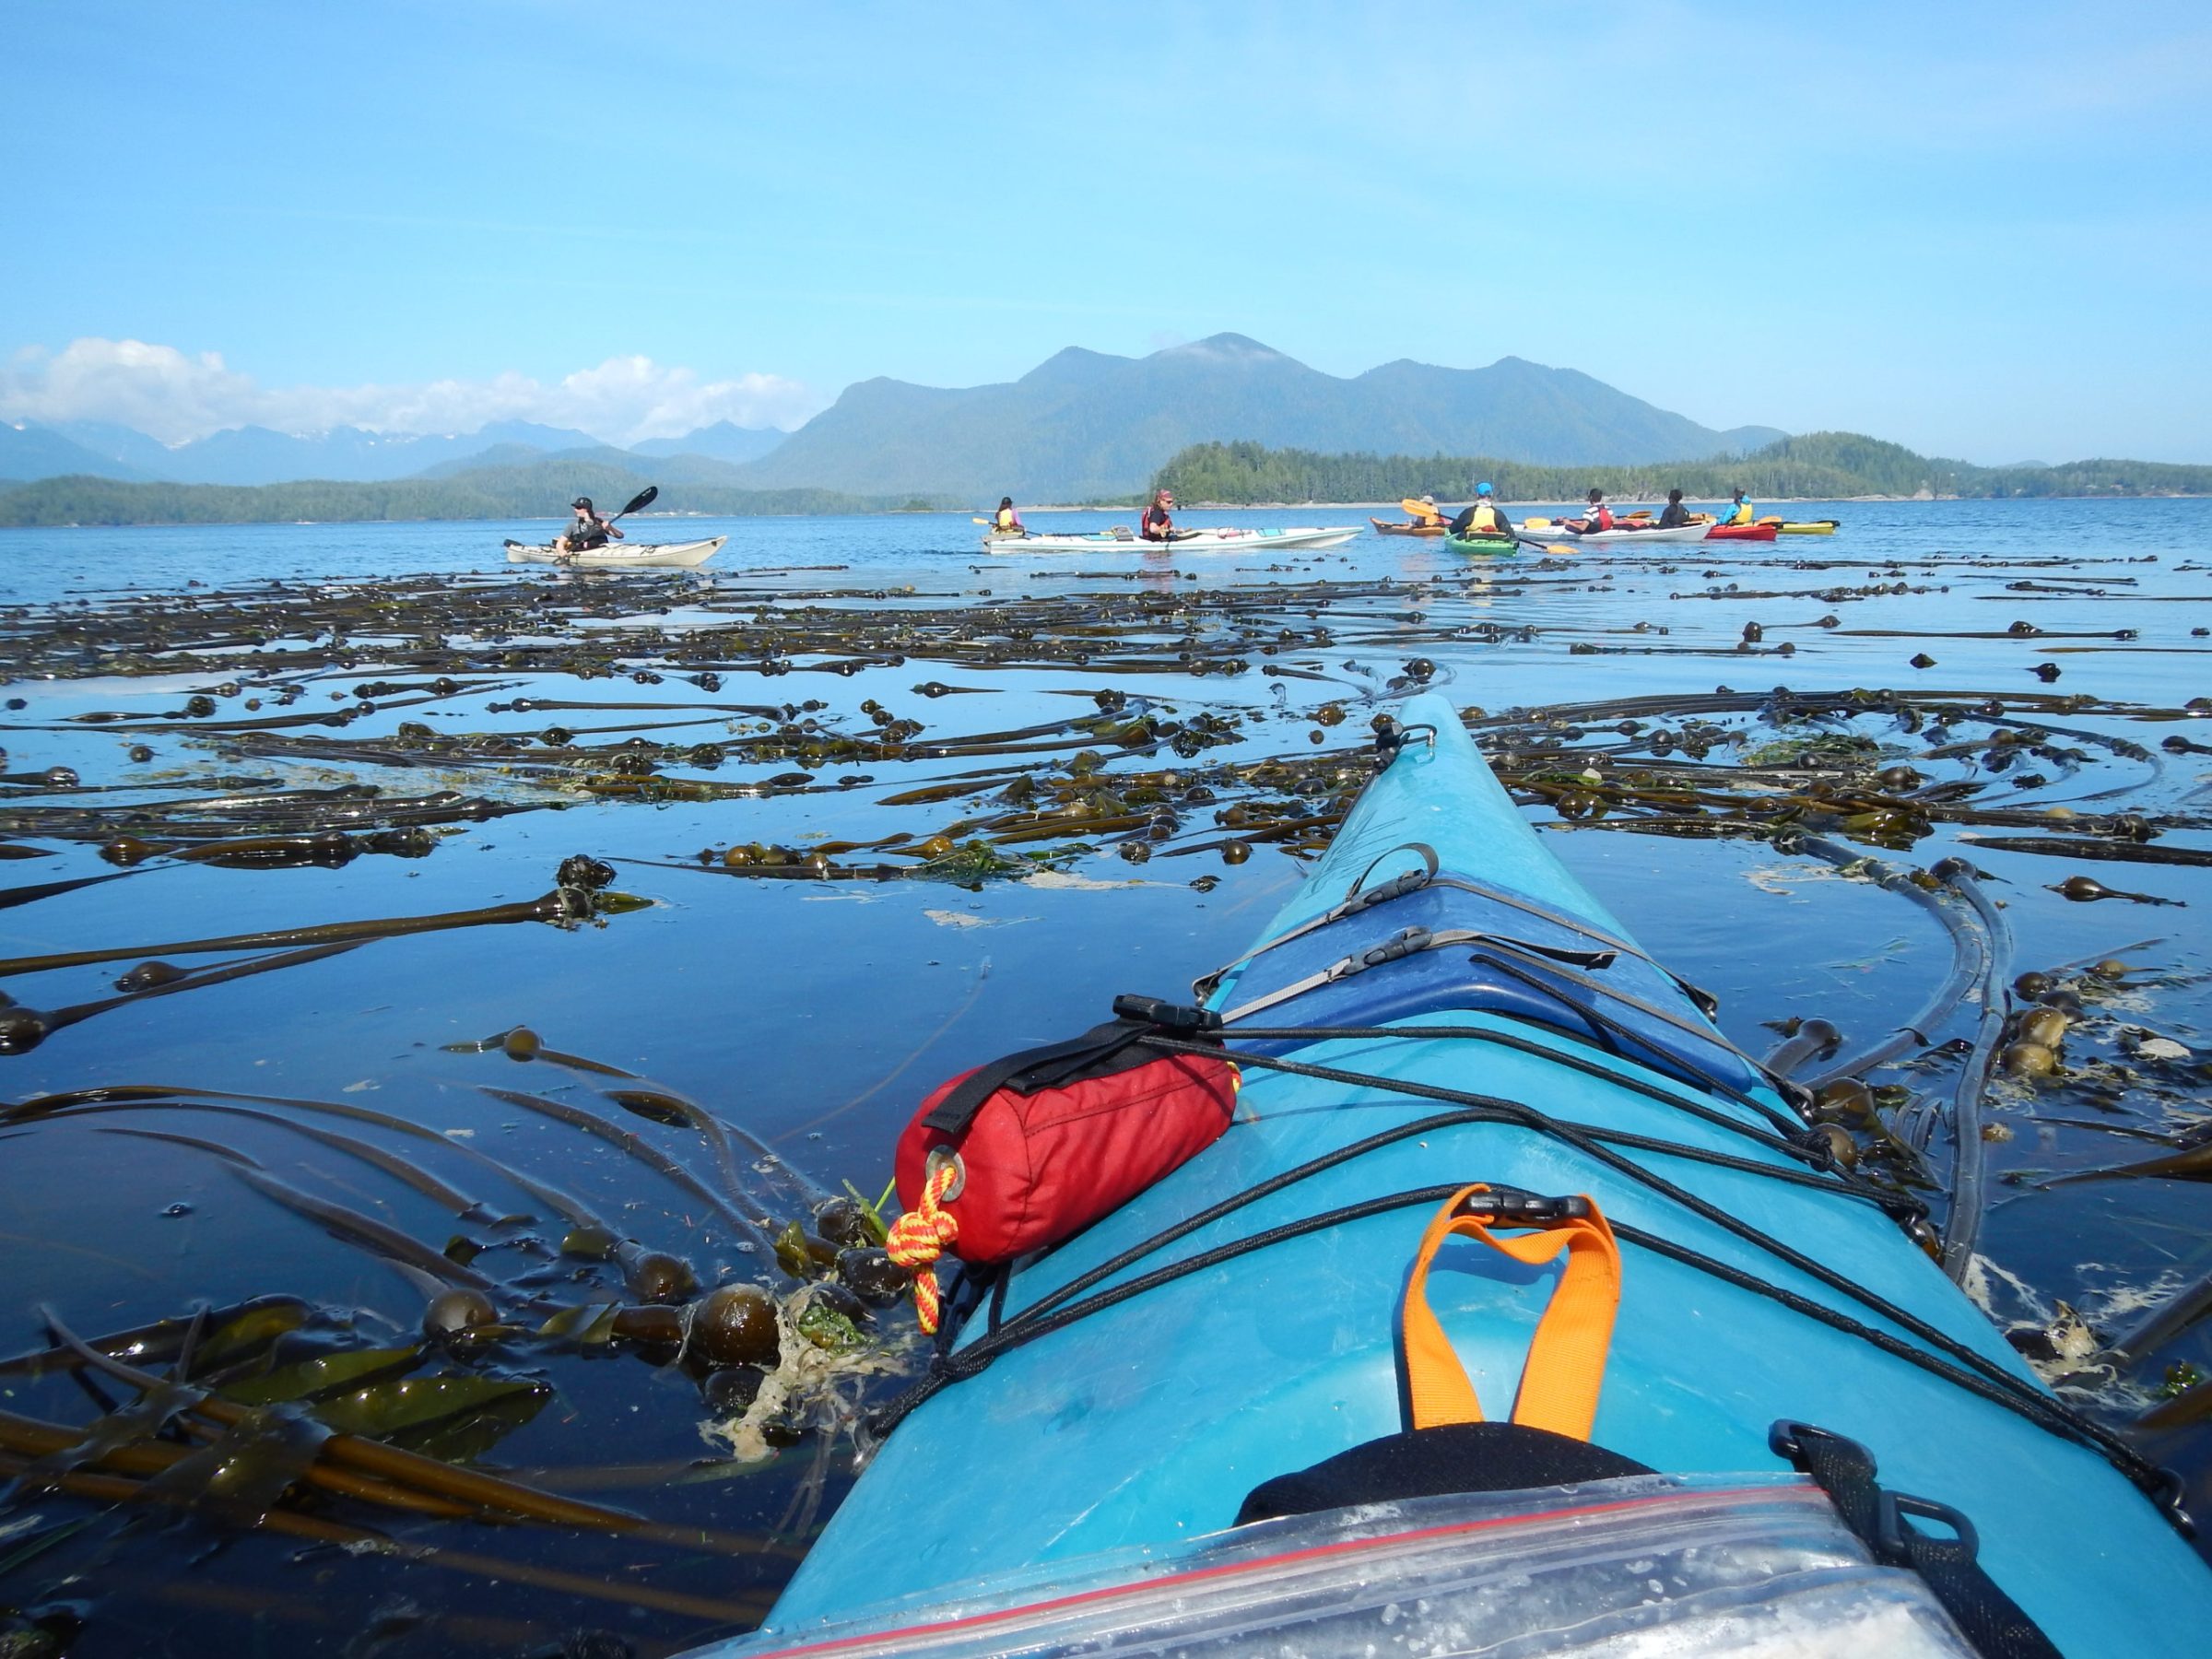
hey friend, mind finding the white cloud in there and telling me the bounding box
[0,338,820,445]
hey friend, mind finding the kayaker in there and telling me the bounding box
[1412,494,1445,529]
[1717,488,1756,527]
[1562,488,1614,535]
[1139,488,1178,543]
[1657,488,1694,529]
[993,497,1024,535]
[555,497,623,555]
[1449,482,1510,537]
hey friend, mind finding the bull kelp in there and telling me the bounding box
[2,501,2210,1654]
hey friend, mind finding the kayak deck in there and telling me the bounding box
[719,693,2209,1657]
[981,526,1359,554]
[1519,520,1710,543]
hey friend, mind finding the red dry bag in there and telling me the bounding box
[894,1017,1240,1266]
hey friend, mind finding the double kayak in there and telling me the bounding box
[701,691,2210,1657]
[502,535,724,569]
[1371,516,1449,537]
[1521,519,1711,544]
[982,526,1360,554]
[1445,533,1519,558]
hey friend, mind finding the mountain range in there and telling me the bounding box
[727,335,1784,500]
[0,417,790,488]
[2,335,1783,501]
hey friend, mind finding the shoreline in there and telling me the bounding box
[1033,493,2212,512]
[6,492,2207,533]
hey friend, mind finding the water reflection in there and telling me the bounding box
[0,500,2208,1653]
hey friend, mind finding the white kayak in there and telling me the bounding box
[982,525,1360,554]
[502,535,725,569]
[1521,520,1711,545]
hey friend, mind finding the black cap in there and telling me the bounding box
[571,497,593,510]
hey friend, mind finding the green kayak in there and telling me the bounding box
[1446,533,1518,558]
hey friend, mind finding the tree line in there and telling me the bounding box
[0,457,933,528]
[1150,432,2212,504]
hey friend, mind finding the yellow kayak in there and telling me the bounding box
[1759,517,1840,535]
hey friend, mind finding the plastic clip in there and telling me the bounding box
[1350,925,1434,971]
[1459,1190,1593,1224]
[1876,1490,1980,1565]
[1344,866,1431,912]
[1768,1418,1872,1471]
[1371,719,1440,762]
[1111,994,1223,1034]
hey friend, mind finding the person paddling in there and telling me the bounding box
[555,497,624,556]
[993,497,1025,535]
[1411,494,1445,529]
[1656,488,1695,529]
[1449,482,1510,537]
[1562,488,1614,535]
[1717,488,1756,527]
[1139,488,1179,543]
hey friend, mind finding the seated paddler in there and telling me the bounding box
[1561,488,1614,535]
[555,496,623,555]
[1449,482,1510,537]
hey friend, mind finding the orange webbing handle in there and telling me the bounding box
[1400,1183,1622,1440]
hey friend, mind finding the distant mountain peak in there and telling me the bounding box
[1162,333,1288,360]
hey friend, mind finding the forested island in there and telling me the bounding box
[5,429,2207,528]
[0,456,931,528]
[1152,432,2212,504]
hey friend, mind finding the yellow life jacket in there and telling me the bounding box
[994,508,1018,531]
[1723,500,1753,526]
[1470,501,1504,533]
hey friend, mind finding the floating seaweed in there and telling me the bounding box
[2,531,2208,1650]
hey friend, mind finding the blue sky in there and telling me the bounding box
[6,0,2208,460]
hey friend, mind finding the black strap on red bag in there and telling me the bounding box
[918,996,1219,1136]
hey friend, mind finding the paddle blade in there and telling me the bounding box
[618,486,659,518]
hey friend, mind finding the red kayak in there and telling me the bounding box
[1704,523,1780,542]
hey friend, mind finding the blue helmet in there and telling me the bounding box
[1476,481,1493,496]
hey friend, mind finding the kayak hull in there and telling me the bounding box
[502,535,724,569]
[1519,521,1710,544]
[1444,534,1519,558]
[981,526,1359,554]
[707,693,2212,1657]
[1704,522,1781,541]
[1779,520,1840,535]
[1371,516,1448,536]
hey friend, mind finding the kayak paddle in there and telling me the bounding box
[609,485,658,523]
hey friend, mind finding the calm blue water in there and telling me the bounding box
[1,496,2208,1655]
[4,496,2205,606]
